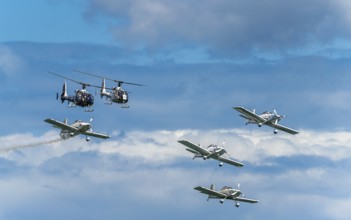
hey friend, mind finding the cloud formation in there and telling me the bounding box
[85,0,351,57]
[0,128,350,219]
[0,44,25,76]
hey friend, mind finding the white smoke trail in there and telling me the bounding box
[0,137,66,152]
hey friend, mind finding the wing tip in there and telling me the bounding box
[194,186,203,190]
[233,106,243,110]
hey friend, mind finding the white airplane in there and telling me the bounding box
[194,183,258,207]
[233,106,299,135]
[44,118,110,141]
[177,140,244,167]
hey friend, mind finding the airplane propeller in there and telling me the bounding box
[222,140,231,157]
[273,109,287,120]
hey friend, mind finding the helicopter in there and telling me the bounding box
[73,69,143,108]
[48,71,99,112]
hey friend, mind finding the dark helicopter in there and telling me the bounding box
[48,71,99,112]
[74,69,144,108]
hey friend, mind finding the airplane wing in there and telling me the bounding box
[267,123,299,135]
[186,148,199,155]
[83,131,110,139]
[233,106,265,123]
[194,186,226,198]
[44,118,76,132]
[178,140,209,156]
[234,197,259,203]
[218,156,244,167]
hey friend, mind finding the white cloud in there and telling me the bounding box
[0,128,350,219]
[0,44,25,76]
[85,0,351,57]
[2,128,351,166]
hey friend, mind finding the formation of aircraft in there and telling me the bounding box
[44,118,110,142]
[233,106,299,135]
[45,69,303,208]
[177,140,244,167]
[194,184,258,207]
[73,69,144,108]
[49,70,143,110]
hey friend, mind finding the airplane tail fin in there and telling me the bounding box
[210,184,215,190]
[63,118,68,124]
[60,81,68,103]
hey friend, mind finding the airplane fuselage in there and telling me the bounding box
[207,144,226,156]
[60,120,91,140]
[208,186,243,206]
[221,189,241,198]
[259,112,280,124]
[71,120,91,131]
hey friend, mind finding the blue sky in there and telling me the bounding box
[1,0,351,219]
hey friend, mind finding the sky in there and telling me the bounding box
[1,0,351,219]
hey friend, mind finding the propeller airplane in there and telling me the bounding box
[233,106,299,135]
[177,140,244,167]
[194,183,258,207]
[44,118,110,142]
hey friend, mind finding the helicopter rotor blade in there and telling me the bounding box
[48,71,101,89]
[73,69,144,87]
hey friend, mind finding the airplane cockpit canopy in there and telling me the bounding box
[221,186,233,190]
[207,144,218,149]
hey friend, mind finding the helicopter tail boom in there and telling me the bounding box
[100,78,110,99]
[61,81,68,103]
